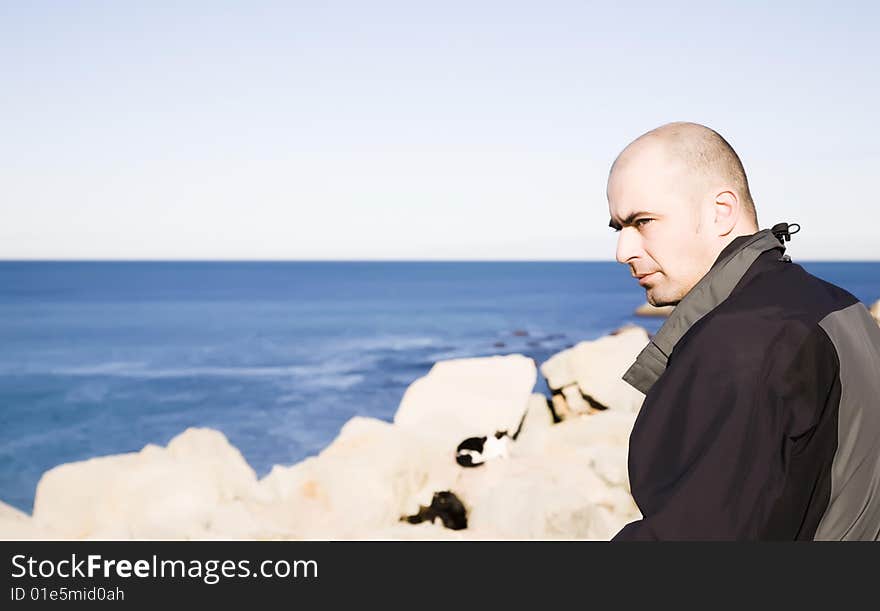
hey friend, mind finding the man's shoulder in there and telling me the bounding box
[672,260,855,370]
[726,257,859,323]
[672,306,803,375]
[659,303,837,409]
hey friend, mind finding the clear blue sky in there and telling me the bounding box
[1,1,877,260]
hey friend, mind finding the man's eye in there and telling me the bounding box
[635,218,653,228]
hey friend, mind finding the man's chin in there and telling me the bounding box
[646,289,680,308]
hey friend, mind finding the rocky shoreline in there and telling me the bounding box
[2,301,878,541]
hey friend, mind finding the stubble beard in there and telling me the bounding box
[645,277,685,307]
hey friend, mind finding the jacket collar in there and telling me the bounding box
[622,229,786,395]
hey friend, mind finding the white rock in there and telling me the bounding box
[0,500,53,539]
[586,445,630,489]
[521,411,636,491]
[550,393,572,421]
[540,350,576,391]
[255,417,459,539]
[561,384,590,414]
[446,410,640,539]
[452,450,638,540]
[393,354,537,448]
[256,407,639,540]
[541,327,649,413]
[540,410,637,451]
[568,327,649,412]
[0,500,28,523]
[0,519,50,539]
[371,520,470,540]
[513,393,555,454]
[32,428,265,539]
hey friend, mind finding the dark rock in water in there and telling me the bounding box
[610,324,640,336]
[635,302,674,317]
[527,340,540,347]
[512,329,529,337]
[401,491,468,530]
[493,341,506,348]
[544,333,566,341]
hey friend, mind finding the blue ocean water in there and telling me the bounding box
[1,261,878,512]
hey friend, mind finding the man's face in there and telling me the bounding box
[607,149,716,306]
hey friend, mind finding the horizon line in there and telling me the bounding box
[2,258,880,264]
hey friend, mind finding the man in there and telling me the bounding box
[607,122,880,540]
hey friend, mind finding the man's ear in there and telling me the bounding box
[714,191,739,236]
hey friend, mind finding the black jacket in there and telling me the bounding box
[613,228,880,540]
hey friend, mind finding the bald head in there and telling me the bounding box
[606,122,760,306]
[609,122,758,227]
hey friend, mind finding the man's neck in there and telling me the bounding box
[711,229,761,271]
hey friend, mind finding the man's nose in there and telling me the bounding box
[615,227,642,265]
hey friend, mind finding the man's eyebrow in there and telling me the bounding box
[609,211,652,231]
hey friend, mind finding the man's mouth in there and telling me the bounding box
[636,272,659,287]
